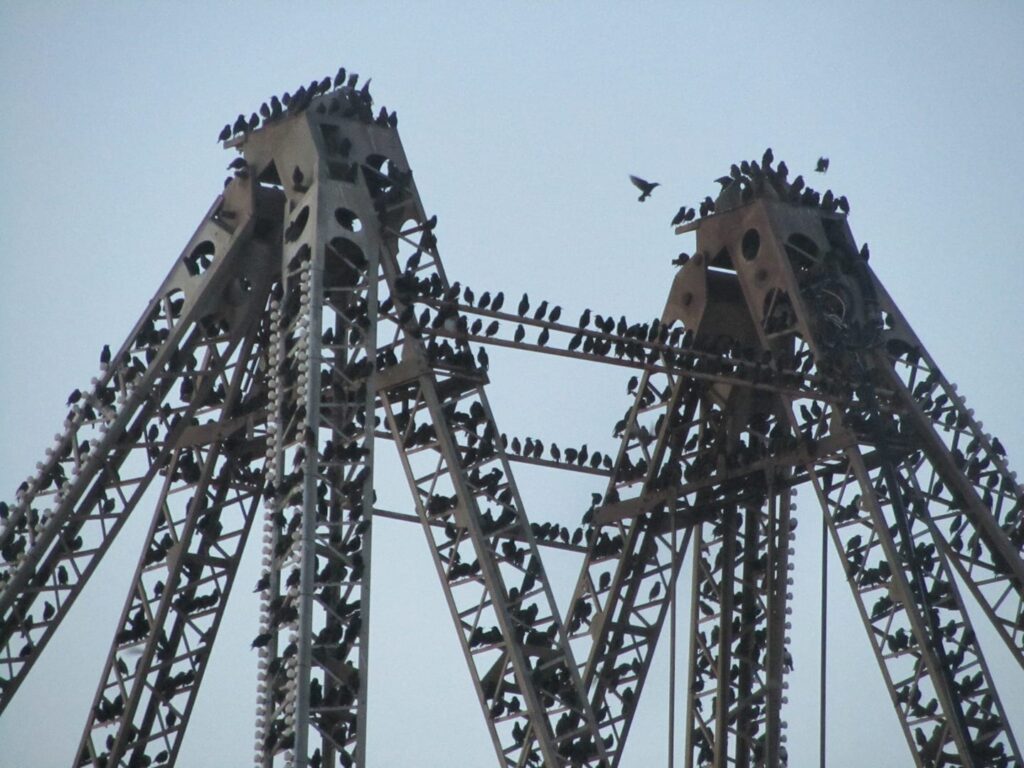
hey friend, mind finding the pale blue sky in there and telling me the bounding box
[1,4,1022,767]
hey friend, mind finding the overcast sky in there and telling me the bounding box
[1,4,1022,767]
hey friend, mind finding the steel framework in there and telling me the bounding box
[1,72,1021,768]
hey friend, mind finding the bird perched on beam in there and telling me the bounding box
[629,175,659,202]
[816,156,830,173]
[671,206,695,226]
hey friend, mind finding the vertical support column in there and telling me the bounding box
[761,481,792,768]
[241,91,396,768]
[293,241,326,766]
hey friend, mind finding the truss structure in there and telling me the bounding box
[1,72,1021,768]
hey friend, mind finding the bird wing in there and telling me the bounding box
[629,174,648,191]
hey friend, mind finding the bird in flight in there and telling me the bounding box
[629,175,660,202]
[816,156,830,173]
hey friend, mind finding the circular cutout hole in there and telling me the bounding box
[165,288,186,320]
[364,154,393,197]
[287,242,312,272]
[335,207,362,232]
[185,240,216,276]
[325,237,368,287]
[785,233,819,273]
[762,288,795,334]
[741,228,760,261]
[285,206,310,243]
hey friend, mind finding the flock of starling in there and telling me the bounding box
[631,150,848,258]
[2,58,1019,768]
[217,66,397,147]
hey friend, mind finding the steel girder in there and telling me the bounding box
[369,148,610,767]
[0,178,277,716]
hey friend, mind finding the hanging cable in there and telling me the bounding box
[668,513,677,768]
[819,500,828,768]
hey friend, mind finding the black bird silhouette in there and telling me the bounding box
[100,344,111,366]
[672,252,690,266]
[538,328,550,346]
[672,207,695,226]
[217,124,231,142]
[514,324,526,343]
[533,300,548,320]
[629,175,659,202]
[251,632,272,649]
[232,114,248,135]
[333,67,347,89]
[815,156,830,173]
[491,291,505,312]
[517,293,530,317]
[762,147,774,168]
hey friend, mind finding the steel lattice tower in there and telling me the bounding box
[1,73,1021,768]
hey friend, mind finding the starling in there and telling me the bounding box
[629,175,660,202]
